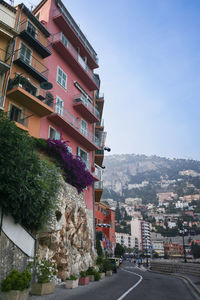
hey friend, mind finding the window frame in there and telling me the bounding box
[57,66,67,90]
[81,119,88,137]
[48,126,60,140]
[20,42,32,65]
[56,95,64,116]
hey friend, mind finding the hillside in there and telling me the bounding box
[102,154,200,204]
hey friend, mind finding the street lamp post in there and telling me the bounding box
[179,228,187,263]
[145,237,148,267]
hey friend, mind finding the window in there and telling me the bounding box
[27,21,36,38]
[78,54,88,71]
[81,119,87,136]
[57,66,67,89]
[67,146,72,153]
[77,147,89,169]
[20,43,31,65]
[56,96,63,116]
[61,32,68,48]
[49,126,60,140]
[9,104,22,123]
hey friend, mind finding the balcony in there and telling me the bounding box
[19,20,51,58]
[13,48,48,83]
[0,48,12,71]
[51,32,99,91]
[95,149,104,167]
[0,6,18,37]
[48,106,101,150]
[53,7,98,69]
[7,75,54,117]
[95,181,103,202]
[96,119,104,131]
[73,94,99,123]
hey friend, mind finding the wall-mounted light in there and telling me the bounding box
[104,146,111,152]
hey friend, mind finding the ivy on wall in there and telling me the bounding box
[0,112,60,230]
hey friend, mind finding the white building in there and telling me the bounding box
[115,232,137,249]
[131,219,151,251]
[151,233,164,257]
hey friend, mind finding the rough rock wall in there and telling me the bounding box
[36,180,97,279]
[0,231,29,283]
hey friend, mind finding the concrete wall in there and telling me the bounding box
[151,261,200,276]
[0,231,29,283]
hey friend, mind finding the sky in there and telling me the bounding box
[11,0,200,160]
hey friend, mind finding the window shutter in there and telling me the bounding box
[86,152,89,169]
[77,146,80,157]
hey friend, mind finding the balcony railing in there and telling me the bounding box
[52,32,98,85]
[53,8,98,64]
[13,48,48,82]
[0,7,18,32]
[54,106,101,147]
[74,94,100,119]
[94,181,103,189]
[20,20,48,47]
[0,48,12,67]
[95,149,104,155]
[8,75,54,108]
[96,119,104,127]
[19,20,51,58]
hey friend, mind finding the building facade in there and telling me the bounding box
[131,218,151,251]
[0,0,19,108]
[4,3,53,137]
[32,0,106,239]
[95,202,115,254]
[115,232,137,250]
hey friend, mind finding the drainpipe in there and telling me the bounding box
[2,5,23,108]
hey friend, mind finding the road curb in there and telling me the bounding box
[148,269,200,298]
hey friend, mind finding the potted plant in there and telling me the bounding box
[78,271,90,285]
[102,259,113,276]
[65,275,78,289]
[30,257,57,295]
[86,267,95,282]
[86,267,100,282]
[1,269,32,300]
[96,256,105,279]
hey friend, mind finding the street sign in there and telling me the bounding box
[149,245,152,250]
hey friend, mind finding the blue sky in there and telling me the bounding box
[13,0,200,160]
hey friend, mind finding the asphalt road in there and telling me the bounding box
[28,261,198,300]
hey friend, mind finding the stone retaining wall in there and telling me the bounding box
[151,260,200,276]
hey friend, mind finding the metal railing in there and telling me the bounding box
[52,32,97,85]
[54,106,100,147]
[53,8,98,64]
[94,181,103,189]
[74,94,100,119]
[13,48,48,78]
[8,75,54,108]
[95,149,104,155]
[0,48,12,66]
[96,119,104,127]
[0,7,18,31]
[20,20,49,48]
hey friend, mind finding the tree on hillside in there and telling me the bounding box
[115,243,125,257]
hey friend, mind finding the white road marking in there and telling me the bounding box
[116,268,143,300]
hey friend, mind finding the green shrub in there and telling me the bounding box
[96,256,104,266]
[94,271,100,281]
[102,259,113,272]
[79,271,87,278]
[0,112,61,230]
[86,267,96,275]
[66,275,77,280]
[1,269,32,292]
[28,257,57,284]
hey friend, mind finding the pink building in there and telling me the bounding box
[33,0,105,212]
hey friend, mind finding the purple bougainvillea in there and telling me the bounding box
[47,139,94,193]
